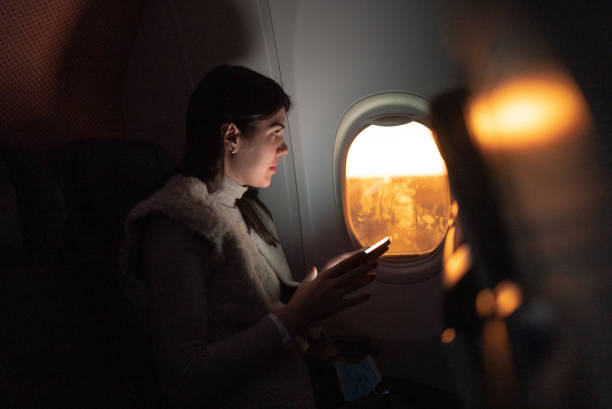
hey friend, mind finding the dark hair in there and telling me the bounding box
[179,64,291,245]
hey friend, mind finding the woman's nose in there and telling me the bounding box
[277,139,289,156]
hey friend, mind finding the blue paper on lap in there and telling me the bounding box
[334,355,382,402]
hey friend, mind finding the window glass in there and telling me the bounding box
[345,121,450,256]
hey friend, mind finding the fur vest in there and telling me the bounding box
[119,174,314,408]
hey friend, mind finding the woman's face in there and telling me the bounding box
[224,107,289,188]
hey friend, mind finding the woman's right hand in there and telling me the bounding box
[275,253,378,336]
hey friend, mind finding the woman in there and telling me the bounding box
[119,65,378,408]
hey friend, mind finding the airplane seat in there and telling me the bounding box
[0,145,85,407]
[430,87,612,408]
[429,89,524,408]
[0,145,66,263]
[44,138,176,408]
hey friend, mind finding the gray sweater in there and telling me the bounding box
[119,175,314,409]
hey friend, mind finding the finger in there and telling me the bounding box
[304,266,318,282]
[334,260,378,287]
[323,250,365,278]
[327,249,360,268]
[332,272,377,299]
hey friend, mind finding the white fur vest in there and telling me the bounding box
[118,174,314,408]
[119,174,289,339]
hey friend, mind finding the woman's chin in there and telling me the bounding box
[250,178,272,189]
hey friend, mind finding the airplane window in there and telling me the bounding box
[345,121,451,256]
[334,92,452,282]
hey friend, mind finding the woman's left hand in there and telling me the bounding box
[306,327,340,361]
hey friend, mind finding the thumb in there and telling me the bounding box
[305,266,318,282]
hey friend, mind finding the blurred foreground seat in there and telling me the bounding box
[1,139,175,408]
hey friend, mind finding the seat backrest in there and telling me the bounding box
[0,145,66,264]
[1,139,174,408]
[45,138,176,408]
[0,145,82,407]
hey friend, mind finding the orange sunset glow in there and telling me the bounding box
[467,71,589,151]
[346,122,450,255]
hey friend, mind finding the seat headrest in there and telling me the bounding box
[45,138,175,232]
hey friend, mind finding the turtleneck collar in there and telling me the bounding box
[210,176,248,208]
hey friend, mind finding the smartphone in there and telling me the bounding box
[364,236,391,259]
[325,236,391,274]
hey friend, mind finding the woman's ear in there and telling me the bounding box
[221,123,241,153]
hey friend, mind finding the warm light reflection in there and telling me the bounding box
[467,71,589,150]
[441,328,456,344]
[345,122,451,255]
[476,289,496,317]
[443,242,472,288]
[494,281,523,318]
[450,201,459,219]
[482,318,519,403]
[346,122,447,177]
[443,225,456,263]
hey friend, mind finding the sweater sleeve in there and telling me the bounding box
[141,215,288,408]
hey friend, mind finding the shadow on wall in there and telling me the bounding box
[0,0,145,152]
[55,0,145,143]
[122,0,251,162]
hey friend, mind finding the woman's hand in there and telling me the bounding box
[275,251,378,336]
[306,326,341,361]
[320,249,362,272]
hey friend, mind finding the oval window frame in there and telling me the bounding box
[333,92,451,284]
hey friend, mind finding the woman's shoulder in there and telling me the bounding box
[143,213,215,254]
[128,174,234,250]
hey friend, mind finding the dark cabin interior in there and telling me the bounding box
[1,0,610,408]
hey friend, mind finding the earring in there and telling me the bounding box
[230,148,236,156]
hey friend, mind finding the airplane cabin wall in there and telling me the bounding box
[267,0,464,342]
